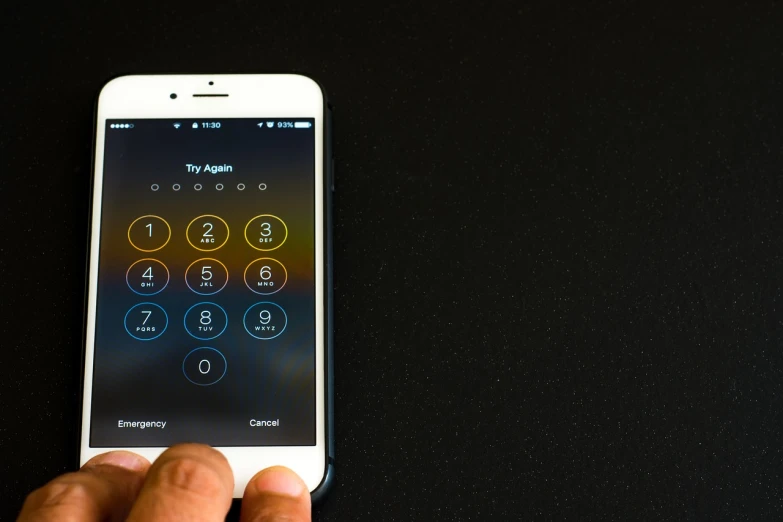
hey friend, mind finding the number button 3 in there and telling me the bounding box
[244,214,288,251]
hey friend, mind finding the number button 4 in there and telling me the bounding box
[126,259,170,295]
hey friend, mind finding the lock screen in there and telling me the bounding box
[88,118,316,446]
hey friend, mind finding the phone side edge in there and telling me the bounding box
[310,78,335,504]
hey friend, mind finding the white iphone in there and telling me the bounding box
[79,74,334,499]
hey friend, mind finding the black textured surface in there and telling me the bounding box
[2,2,783,520]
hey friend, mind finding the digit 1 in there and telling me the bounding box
[146,223,152,237]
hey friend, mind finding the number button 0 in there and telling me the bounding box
[126,259,169,295]
[243,302,287,340]
[128,215,171,252]
[244,258,287,295]
[186,215,229,251]
[185,258,229,295]
[244,214,288,251]
[124,303,168,341]
[182,347,227,386]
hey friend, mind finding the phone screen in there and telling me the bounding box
[88,119,316,447]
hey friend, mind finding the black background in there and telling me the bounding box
[2,2,782,520]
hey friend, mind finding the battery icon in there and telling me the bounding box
[294,122,312,129]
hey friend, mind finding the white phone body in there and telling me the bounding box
[80,74,332,498]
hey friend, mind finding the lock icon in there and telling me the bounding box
[192,122,198,129]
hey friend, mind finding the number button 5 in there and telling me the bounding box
[185,258,229,295]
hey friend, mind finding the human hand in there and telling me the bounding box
[17,443,311,521]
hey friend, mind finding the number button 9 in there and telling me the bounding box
[243,302,288,340]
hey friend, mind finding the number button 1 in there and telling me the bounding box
[185,258,229,295]
[128,215,171,252]
[186,215,229,251]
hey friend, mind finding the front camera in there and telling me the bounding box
[209,81,214,86]
[170,93,177,99]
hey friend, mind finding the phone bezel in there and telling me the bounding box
[80,74,329,498]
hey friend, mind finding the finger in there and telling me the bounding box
[126,443,234,522]
[240,466,311,522]
[17,451,150,522]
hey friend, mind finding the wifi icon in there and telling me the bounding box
[173,123,181,129]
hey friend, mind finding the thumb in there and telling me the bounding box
[240,466,311,522]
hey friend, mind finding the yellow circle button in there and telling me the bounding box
[186,215,229,251]
[244,214,288,251]
[128,215,171,252]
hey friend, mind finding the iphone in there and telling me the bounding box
[79,74,333,498]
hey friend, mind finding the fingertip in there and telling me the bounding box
[248,466,307,498]
[83,451,150,472]
[241,466,311,522]
[126,443,235,522]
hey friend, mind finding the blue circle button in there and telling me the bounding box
[182,347,227,386]
[243,302,287,340]
[184,302,228,341]
[124,302,168,341]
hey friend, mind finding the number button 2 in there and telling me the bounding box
[186,215,229,251]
